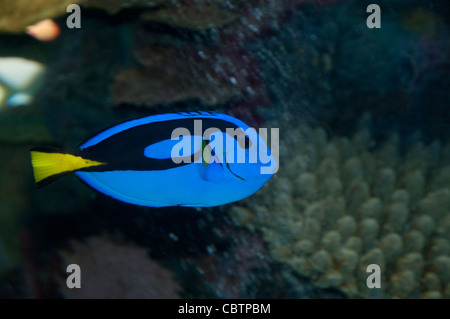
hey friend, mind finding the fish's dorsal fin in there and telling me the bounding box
[79,111,221,150]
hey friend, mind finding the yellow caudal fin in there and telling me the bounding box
[30,148,105,186]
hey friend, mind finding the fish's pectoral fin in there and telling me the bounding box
[30,147,105,187]
[200,139,228,182]
[202,139,211,167]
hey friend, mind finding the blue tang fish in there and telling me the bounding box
[30,111,277,207]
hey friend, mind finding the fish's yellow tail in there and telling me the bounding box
[30,148,105,186]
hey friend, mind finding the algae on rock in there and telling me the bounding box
[0,0,79,33]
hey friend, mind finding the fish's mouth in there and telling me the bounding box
[225,160,245,181]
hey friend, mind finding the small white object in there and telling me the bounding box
[0,57,45,91]
[168,232,179,241]
[7,93,33,107]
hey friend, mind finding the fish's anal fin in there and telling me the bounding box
[30,148,105,187]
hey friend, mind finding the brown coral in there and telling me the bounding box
[112,43,261,107]
[0,0,78,33]
[230,113,450,298]
[0,0,236,34]
[82,0,164,15]
[58,235,180,298]
[140,0,240,30]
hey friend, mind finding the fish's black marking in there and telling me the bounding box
[35,171,73,188]
[226,160,245,181]
[79,117,246,173]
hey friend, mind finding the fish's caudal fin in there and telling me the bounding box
[30,148,105,187]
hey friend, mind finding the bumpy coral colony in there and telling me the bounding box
[230,114,450,299]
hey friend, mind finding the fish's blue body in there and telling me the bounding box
[64,111,277,207]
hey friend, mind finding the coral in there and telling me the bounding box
[112,42,262,107]
[401,7,443,39]
[0,0,78,33]
[111,0,338,110]
[58,235,181,298]
[230,113,450,298]
[85,0,336,30]
[140,0,240,30]
[139,0,337,31]
[0,0,337,34]
[328,1,450,142]
[195,228,270,298]
[0,0,237,34]
[82,0,164,15]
